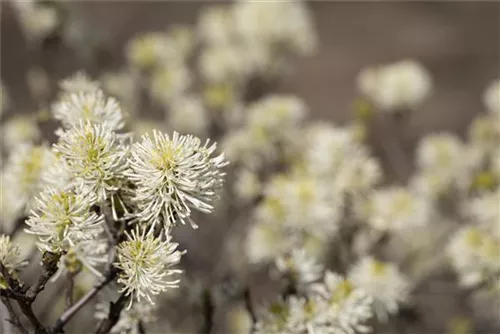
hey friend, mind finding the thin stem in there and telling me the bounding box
[1,296,27,334]
[243,287,256,329]
[26,252,61,302]
[94,292,129,334]
[51,269,118,334]
[201,288,214,334]
[65,273,75,309]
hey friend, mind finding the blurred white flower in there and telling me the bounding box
[468,113,500,154]
[483,79,500,116]
[198,5,235,45]
[126,131,227,228]
[26,186,104,253]
[276,248,323,287]
[234,168,262,201]
[1,114,41,150]
[53,89,125,131]
[54,121,129,201]
[0,173,24,233]
[199,44,252,84]
[247,95,306,135]
[412,133,469,196]
[224,302,254,334]
[233,1,317,56]
[258,173,342,239]
[95,298,157,334]
[349,257,411,322]
[115,227,184,306]
[467,189,500,239]
[0,234,28,277]
[447,226,500,288]
[127,32,188,69]
[59,72,101,95]
[168,95,208,136]
[302,123,363,176]
[362,187,432,232]
[12,1,59,43]
[149,64,192,105]
[358,59,432,111]
[3,144,55,212]
[417,133,463,172]
[253,298,291,334]
[308,271,373,334]
[246,222,294,264]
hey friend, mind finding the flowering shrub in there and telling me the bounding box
[1,1,499,334]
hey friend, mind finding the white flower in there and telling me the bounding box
[246,222,293,264]
[126,32,186,69]
[362,187,432,232]
[168,95,208,136]
[468,114,500,155]
[483,79,500,116]
[276,248,323,287]
[2,144,55,212]
[467,189,500,239]
[416,133,463,172]
[198,5,235,45]
[115,227,184,306]
[11,1,59,42]
[349,257,411,322]
[52,89,125,131]
[149,64,192,105]
[59,72,101,95]
[301,123,364,177]
[247,95,306,136]
[234,168,262,201]
[253,299,291,334]
[309,271,373,334]
[1,114,41,150]
[447,226,500,288]
[126,131,227,228]
[39,154,73,190]
[95,300,157,334]
[0,235,28,276]
[199,44,253,84]
[26,186,104,253]
[358,59,432,111]
[0,174,24,233]
[412,133,469,195]
[233,1,317,56]
[54,121,129,201]
[258,173,342,239]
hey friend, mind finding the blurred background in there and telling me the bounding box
[2,1,499,126]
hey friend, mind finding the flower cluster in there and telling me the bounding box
[254,271,373,334]
[8,73,228,309]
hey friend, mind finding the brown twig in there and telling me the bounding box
[1,296,27,334]
[201,288,214,334]
[94,292,129,334]
[51,269,118,333]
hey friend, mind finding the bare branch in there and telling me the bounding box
[94,292,129,334]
